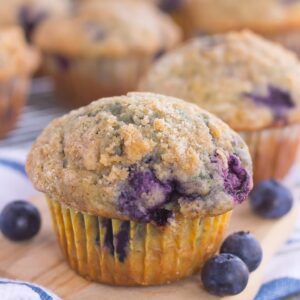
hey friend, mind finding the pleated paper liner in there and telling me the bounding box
[48,199,231,286]
[240,123,300,183]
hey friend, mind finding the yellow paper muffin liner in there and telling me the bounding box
[47,198,232,286]
[240,123,300,183]
[44,55,153,108]
[0,77,29,138]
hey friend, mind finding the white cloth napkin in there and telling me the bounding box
[0,278,61,300]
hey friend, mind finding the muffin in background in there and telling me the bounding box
[0,0,71,43]
[33,0,181,108]
[180,0,300,56]
[0,27,39,138]
[140,31,300,183]
[26,92,252,285]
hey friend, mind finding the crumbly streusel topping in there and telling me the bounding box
[0,27,39,80]
[27,93,252,223]
[33,0,181,58]
[140,31,300,131]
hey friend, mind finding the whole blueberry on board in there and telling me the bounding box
[221,231,263,272]
[249,180,293,219]
[201,253,249,296]
[0,200,41,241]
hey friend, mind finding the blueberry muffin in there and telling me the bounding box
[180,0,300,55]
[26,92,252,286]
[0,27,39,138]
[33,0,181,108]
[0,0,71,43]
[140,31,300,183]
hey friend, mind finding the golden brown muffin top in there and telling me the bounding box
[184,0,300,35]
[140,31,300,131]
[0,27,39,80]
[33,0,181,58]
[27,92,252,225]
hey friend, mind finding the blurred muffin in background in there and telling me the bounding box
[0,27,39,138]
[180,0,300,56]
[33,0,181,108]
[140,31,300,183]
[0,0,71,43]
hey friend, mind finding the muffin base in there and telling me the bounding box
[45,55,153,108]
[0,78,29,138]
[48,199,231,286]
[240,123,300,183]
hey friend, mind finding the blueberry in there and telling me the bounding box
[153,48,166,60]
[223,154,251,204]
[220,231,263,272]
[244,85,295,124]
[118,168,173,222]
[249,180,293,219]
[201,254,249,296]
[0,200,41,241]
[53,54,71,71]
[18,6,47,42]
[149,208,174,226]
[158,0,184,13]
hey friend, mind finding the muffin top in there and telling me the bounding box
[0,0,70,41]
[26,92,252,225]
[140,31,300,131]
[185,0,300,35]
[33,0,181,58]
[0,27,39,80]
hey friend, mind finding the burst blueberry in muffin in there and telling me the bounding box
[26,92,253,285]
[140,31,300,182]
[33,0,181,108]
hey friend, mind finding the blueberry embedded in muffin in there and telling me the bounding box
[18,5,48,42]
[244,85,295,125]
[158,0,185,13]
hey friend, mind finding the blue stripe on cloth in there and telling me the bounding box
[0,159,26,176]
[255,277,300,300]
[0,281,53,300]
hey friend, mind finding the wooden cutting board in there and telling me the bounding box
[0,194,298,300]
